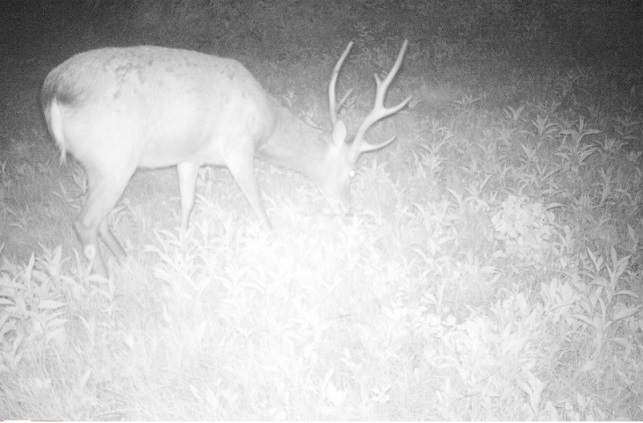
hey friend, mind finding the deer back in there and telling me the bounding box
[41,46,278,171]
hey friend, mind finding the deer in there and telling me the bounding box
[41,40,410,277]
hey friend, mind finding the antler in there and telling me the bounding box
[350,39,411,157]
[328,42,355,125]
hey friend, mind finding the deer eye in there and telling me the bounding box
[349,169,356,178]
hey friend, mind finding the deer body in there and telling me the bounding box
[42,43,409,276]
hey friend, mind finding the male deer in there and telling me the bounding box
[41,41,410,276]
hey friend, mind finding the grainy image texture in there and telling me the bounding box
[0,0,641,419]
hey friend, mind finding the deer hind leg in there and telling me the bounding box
[226,154,272,230]
[75,167,133,277]
[177,162,199,231]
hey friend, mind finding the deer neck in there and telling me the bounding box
[257,98,330,179]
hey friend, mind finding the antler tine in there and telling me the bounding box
[329,42,354,125]
[335,89,353,117]
[350,39,411,156]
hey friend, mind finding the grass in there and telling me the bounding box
[1,0,642,419]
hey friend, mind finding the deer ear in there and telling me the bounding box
[331,120,347,147]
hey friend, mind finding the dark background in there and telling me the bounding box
[1,0,641,140]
